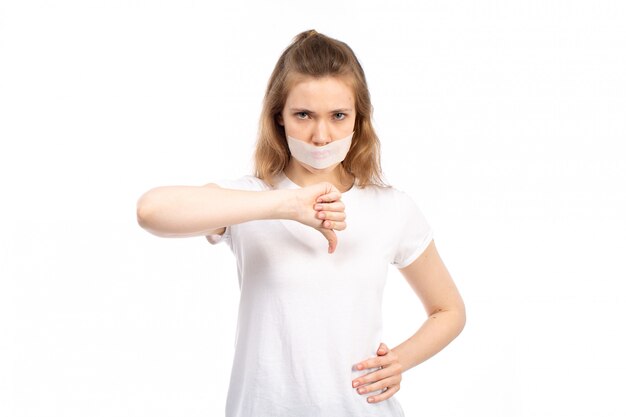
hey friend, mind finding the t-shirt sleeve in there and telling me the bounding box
[390,190,434,269]
[204,175,268,246]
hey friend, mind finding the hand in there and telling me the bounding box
[352,342,403,404]
[291,182,346,254]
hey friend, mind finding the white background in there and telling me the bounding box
[1,1,625,416]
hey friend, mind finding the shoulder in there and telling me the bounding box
[356,183,410,203]
[358,183,427,218]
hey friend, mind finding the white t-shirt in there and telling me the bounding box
[206,171,434,417]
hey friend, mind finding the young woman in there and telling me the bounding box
[137,30,465,417]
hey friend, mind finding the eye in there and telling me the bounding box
[295,111,309,119]
[334,112,346,120]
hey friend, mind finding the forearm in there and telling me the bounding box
[391,309,466,373]
[136,186,294,237]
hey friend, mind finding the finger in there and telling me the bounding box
[320,228,337,254]
[356,373,400,396]
[354,356,385,371]
[354,353,398,372]
[317,192,342,203]
[314,201,345,212]
[377,343,388,355]
[317,210,346,222]
[366,384,400,404]
[353,362,402,388]
[322,220,347,232]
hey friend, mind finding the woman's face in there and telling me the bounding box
[278,75,356,148]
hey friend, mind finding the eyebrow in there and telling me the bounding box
[289,107,353,114]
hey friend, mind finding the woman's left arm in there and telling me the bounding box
[352,239,466,403]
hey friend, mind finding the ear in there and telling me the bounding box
[276,113,284,126]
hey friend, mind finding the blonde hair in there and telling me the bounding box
[253,30,389,188]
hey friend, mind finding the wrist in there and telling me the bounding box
[270,189,299,221]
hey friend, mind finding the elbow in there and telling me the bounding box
[135,190,183,238]
[455,300,467,336]
[136,192,157,231]
[458,309,466,336]
[434,301,466,337]
[136,203,149,230]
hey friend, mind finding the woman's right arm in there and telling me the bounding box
[136,182,347,253]
[136,183,294,238]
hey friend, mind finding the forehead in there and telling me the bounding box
[284,75,355,109]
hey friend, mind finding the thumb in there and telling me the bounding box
[377,342,388,355]
[319,228,338,254]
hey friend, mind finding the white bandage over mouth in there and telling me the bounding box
[286,132,353,169]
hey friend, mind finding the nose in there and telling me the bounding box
[312,120,331,145]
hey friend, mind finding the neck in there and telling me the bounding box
[284,159,355,193]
